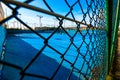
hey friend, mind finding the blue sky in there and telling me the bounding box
[1,0,95,28]
[17,0,88,17]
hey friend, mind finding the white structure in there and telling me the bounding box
[0,3,4,21]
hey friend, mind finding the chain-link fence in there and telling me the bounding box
[0,0,107,80]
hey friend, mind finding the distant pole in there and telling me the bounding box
[37,15,43,27]
[13,21,16,28]
[17,21,19,29]
[5,8,9,28]
[33,23,35,27]
[71,22,73,27]
[64,20,66,27]
[53,18,56,27]
[18,14,22,29]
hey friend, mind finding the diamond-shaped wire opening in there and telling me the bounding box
[64,44,78,63]
[44,0,70,16]
[48,28,71,54]
[25,46,62,79]
[52,60,78,80]
[74,55,84,70]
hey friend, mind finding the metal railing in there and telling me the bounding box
[0,0,110,80]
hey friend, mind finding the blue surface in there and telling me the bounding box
[2,30,105,80]
[0,26,6,56]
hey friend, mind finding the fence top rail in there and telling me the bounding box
[3,0,96,27]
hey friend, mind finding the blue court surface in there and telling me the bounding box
[2,30,96,80]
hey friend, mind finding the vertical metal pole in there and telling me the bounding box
[13,21,16,28]
[64,20,65,27]
[17,21,19,29]
[106,0,109,77]
[110,0,120,68]
[5,8,8,28]
[106,0,113,75]
[53,18,56,27]
[18,14,21,29]
[106,0,120,79]
[37,15,43,27]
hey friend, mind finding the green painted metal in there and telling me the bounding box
[105,0,109,76]
[106,0,113,75]
[105,0,120,78]
[110,0,120,67]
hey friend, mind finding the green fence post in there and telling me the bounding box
[106,0,109,78]
[110,0,120,70]
[106,0,113,77]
